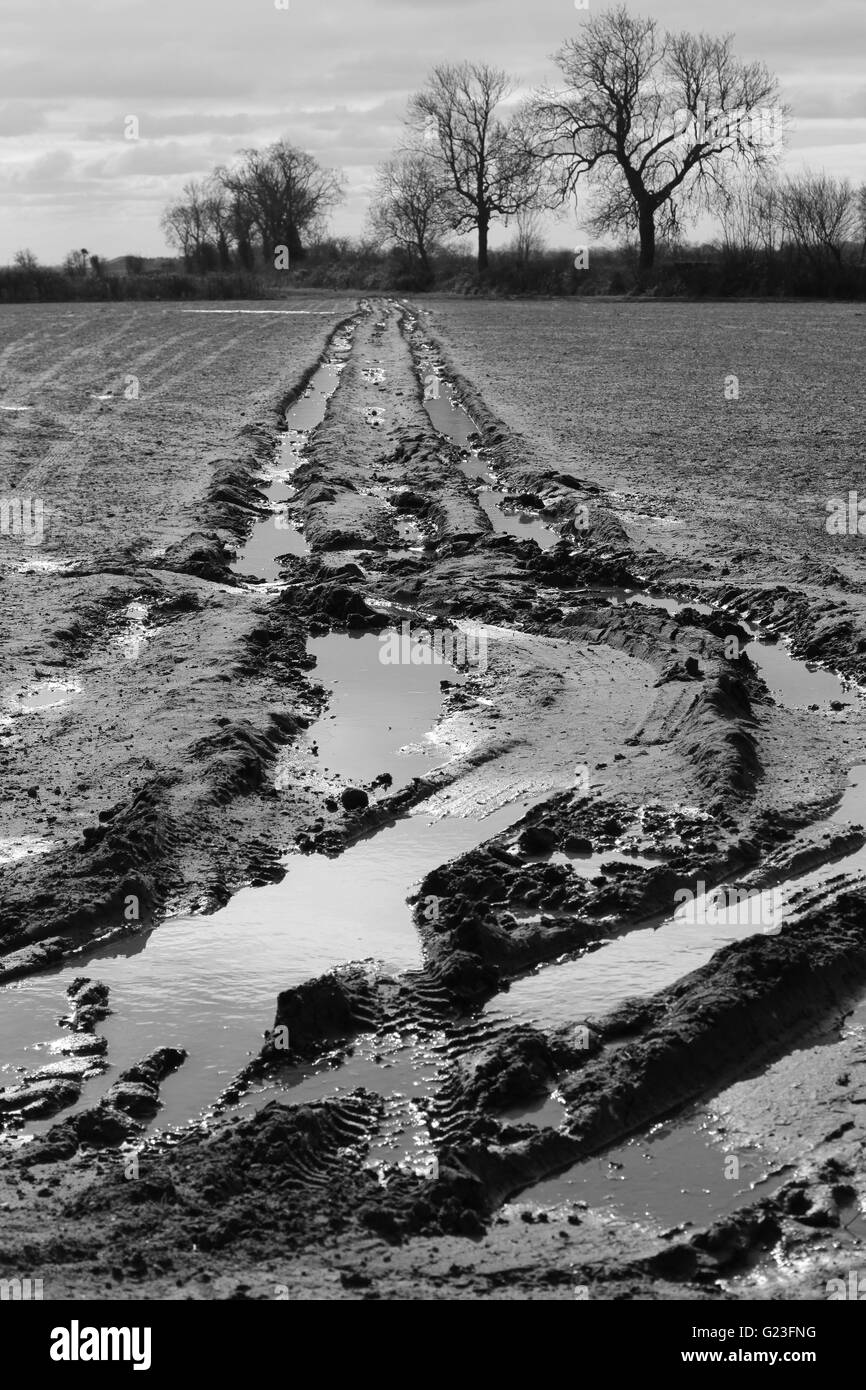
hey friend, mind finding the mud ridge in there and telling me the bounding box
[205,308,364,549]
[714,582,866,689]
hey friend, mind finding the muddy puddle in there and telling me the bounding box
[597,587,713,617]
[5,680,80,715]
[232,350,351,581]
[235,1010,568,1176]
[744,634,853,711]
[516,1105,787,1230]
[477,492,558,549]
[420,365,557,552]
[484,896,780,1034]
[115,601,154,660]
[424,390,475,449]
[603,587,857,712]
[486,764,866,1036]
[536,980,866,1246]
[237,1020,445,1176]
[0,629,528,1136]
[549,847,661,876]
[504,773,866,1230]
[285,630,465,793]
[0,802,532,1138]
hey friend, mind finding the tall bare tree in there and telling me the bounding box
[532,6,783,272]
[367,154,452,273]
[408,62,543,272]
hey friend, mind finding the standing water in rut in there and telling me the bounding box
[419,359,559,551]
[3,290,866,1311]
[486,764,866,1035]
[231,339,353,581]
[0,633,528,1135]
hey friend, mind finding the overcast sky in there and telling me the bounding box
[1,0,863,263]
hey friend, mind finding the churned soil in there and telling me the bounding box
[0,295,864,1301]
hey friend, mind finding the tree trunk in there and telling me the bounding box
[288,223,305,261]
[638,206,656,272]
[477,216,489,273]
[237,236,255,271]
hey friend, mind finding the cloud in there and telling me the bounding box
[790,118,866,149]
[79,141,225,179]
[81,110,289,140]
[0,102,51,137]
[785,81,866,120]
[16,149,74,183]
[1,0,864,261]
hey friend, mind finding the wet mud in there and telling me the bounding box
[1,297,865,1300]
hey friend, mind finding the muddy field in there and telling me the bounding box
[430,299,866,589]
[0,296,864,1301]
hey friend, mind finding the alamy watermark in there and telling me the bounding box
[0,496,44,546]
[50,1322,151,1371]
[673,881,785,933]
[827,1271,866,1300]
[0,1275,43,1300]
[379,620,488,672]
[666,105,783,148]
[826,491,866,536]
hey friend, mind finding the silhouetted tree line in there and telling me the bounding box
[3,8,864,300]
[0,258,265,304]
[160,140,344,272]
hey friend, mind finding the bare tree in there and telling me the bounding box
[718,178,783,253]
[509,208,545,264]
[408,62,543,272]
[532,5,783,273]
[858,184,866,262]
[13,249,39,270]
[218,141,344,264]
[367,154,452,272]
[781,172,859,267]
[161,180,211,268]
[161,201,193,263]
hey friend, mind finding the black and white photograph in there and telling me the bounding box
[0,0,864,1349]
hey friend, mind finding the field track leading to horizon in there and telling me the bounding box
[0,295,865,1301]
